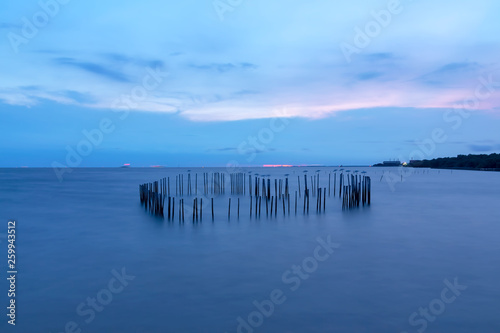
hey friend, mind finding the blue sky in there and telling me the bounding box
[1,0,499,167]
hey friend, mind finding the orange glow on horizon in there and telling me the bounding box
[263,164,293,167]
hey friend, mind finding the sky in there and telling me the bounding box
[1,0,500,167]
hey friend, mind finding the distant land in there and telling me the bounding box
[409,153,500,171]
[373,160,402,167]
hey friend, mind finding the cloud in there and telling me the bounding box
[188,62,257,73]
[53,57,131,83]
[0,92,38,107]
[415,62,481,86]
[240,62,257,70]
[60,90,96,104]
[102,53,165,69]
[434,62,479,74]
[2,2,500,123]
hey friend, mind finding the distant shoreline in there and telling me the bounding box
[409,166,500,172]
[408,153,500,172]
[0,165,374,169]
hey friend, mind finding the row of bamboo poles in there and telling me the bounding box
[144,172,348,198]
[139,171,371,219]
[342,175,371,210]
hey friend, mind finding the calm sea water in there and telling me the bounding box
[0,167,499,333]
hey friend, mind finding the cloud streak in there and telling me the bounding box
[0,1,499,122]
[188,62,257,73]
[54,57,131,83]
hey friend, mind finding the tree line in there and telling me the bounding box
[409,153,500,170]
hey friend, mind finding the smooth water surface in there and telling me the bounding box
[0,167,499,333]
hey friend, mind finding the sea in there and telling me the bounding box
[0,167,499,333]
